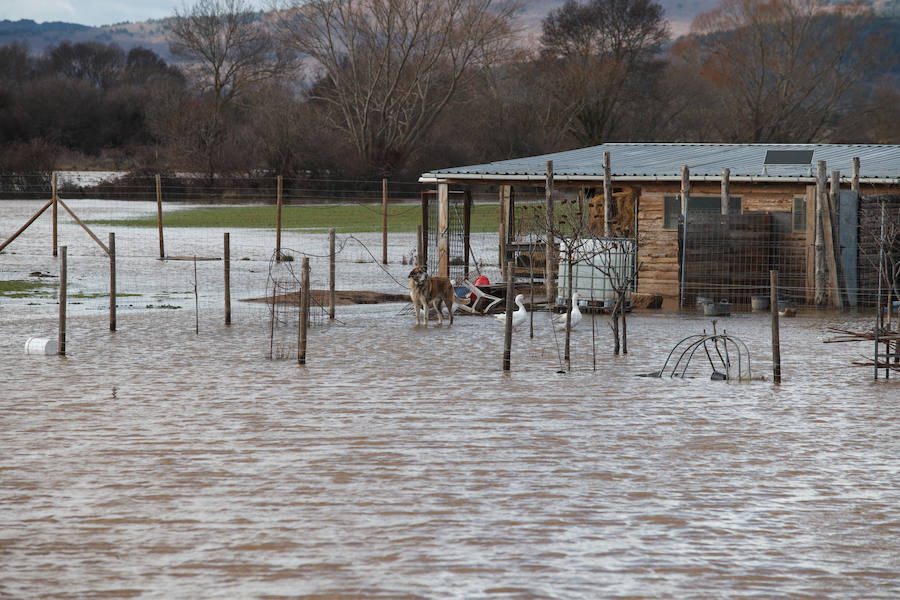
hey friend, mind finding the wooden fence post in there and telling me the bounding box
[603,152,612,237]
[417,224,424,267]
[499,186,510,271]
[721,168,730,215]
[109,232,116,332]
[545,160,556,304]
[58,246,66,356]
[770,270,781,384]
[851,157,860,193]
[193,256,199,335]
[463,189,471,281]
[52,172,58,257]
[224,232,231,326]
[276,175,283,262]
[156,174,165,259]
[382,177,388,265]
[828,169,846,309]
[815,160,826,307]
[503,263,514,372]
[298,256,310,365]
[437,183,450,277]
[329,227,336,320]
[680,165,690,309]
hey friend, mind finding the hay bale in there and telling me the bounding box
[631,292,663,309]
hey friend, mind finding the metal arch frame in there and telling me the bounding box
[653,332,752,381]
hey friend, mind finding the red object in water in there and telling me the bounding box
[470,275,490,301]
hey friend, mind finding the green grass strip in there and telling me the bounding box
[87,204,500,233]
[0,280,55,297]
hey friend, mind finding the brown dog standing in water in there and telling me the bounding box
[408,265,455,326]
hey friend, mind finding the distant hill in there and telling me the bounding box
[0,0,724,61]
[0,18,174,61]
[2,0,898,61]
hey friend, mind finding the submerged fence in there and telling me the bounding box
[3,173,900,317]
[0,174,443,361]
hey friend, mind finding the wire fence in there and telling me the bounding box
[3,174,900,329]
[0,177,433,341]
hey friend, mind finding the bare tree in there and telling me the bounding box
[247,82,346,175]
[44,41,126,89]
[684,0,880,142]
[517,191,641,369]
[274,0,519,175]
[860,198,900,327]
[169,0,291,177]
[538,0,669,146]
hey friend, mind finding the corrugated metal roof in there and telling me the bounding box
[419,143,900,184]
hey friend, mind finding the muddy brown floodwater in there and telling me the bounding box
[1,200,899,599]
[1,304,899,600]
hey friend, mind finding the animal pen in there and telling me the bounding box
[3,151,900,378]
[420,143,900,377]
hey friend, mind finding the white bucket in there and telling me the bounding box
[25,337,57,355]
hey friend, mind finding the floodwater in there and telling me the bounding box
[2,200,899,599]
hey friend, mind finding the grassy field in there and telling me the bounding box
[87,204,500,233]
[0,280,55,298]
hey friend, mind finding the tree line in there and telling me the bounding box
[1,0,898,182]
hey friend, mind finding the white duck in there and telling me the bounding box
[552,292,582,331]
[494,293,527,329]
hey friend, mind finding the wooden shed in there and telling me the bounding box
[420,143,900,309]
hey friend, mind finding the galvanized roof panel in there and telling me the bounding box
[420,143,900,183]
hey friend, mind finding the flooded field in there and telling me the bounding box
[1,200,899,599]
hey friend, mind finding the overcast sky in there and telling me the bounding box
[1,0,269,27]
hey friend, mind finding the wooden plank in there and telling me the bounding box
[820,183,842,309]
[805,186,815,304]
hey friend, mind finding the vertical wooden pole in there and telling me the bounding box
[58,245,66,356]
[770,270,781,384]
[421,192,429,269]
[499,185,510,271]
[564,257,574,370]
[329,227,336,320]
[382,178,388,265]
[417,224,424,267]
[830,170,840,218]
[603,152,612,237]
[224,232,231,326]
[52,172,58,257]
[545,160,556,304]
[463,190,471,281]
[437,183,450,278]
[503,263,514,372]
[298,256,310,365]
[851,157,860,193]
[109,232,116,332]
[276,175,283,262]
[680,165,690,309]
[193,256,199,334]
[875,200,885,379]
[815,160,826,307]
[156,174,165,259]
[829,169,846,309]
[721,168,730,215]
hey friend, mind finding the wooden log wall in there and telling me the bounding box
[635,183,810,306]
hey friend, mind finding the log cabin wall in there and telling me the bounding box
[635,185,678,304]
[634,182,811,307]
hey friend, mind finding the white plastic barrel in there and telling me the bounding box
[24,337,57,355]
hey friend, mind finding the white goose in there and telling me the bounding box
[494,293,527,329]
[552,292,582,331]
